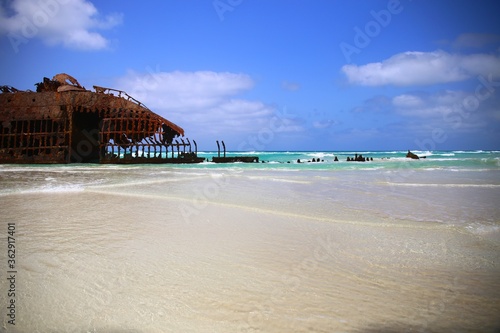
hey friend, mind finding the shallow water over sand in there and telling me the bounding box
[0,163,499,332]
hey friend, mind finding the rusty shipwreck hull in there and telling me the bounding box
[0,74,202,164]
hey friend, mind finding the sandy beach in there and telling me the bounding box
[1,165,499,332]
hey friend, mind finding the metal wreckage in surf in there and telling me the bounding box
[0,73,258,164]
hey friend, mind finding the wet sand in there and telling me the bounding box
[1,168,500,332]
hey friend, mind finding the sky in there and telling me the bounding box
[1,0,500,151]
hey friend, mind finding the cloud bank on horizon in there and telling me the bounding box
[0,0,499,150]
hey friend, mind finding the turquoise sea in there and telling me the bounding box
[193,149,500,170]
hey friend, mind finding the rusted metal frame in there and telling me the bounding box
[152,122,160,158]
[38,120,44,152]
[104,116,116,159]
[2,125,6,150]
[1,117,69,162]
[15,121,23,151]
[39,125,48,154]
[13,121,19,150]
[105,116,121,161]
[156,133,162,158]
[103,114,159,158]
[38,120,46,153]
[110,117,116,158]
[94,85,184,137]
[110,115,117,160]
[177,140,181,156]
[28,120,40,156]
[135,116,162,160]
[47,119,53,149]
[21,121,26,151]
[152,125,160,158]
[157,126,168,158]
[149,121,159,159]
[97,113,178,162]
[159,132,165,158]
[0,123,9,154]
[26,120,34,156]
[0,124,6,151]
[121,112,129,158]
[136,114,143,158]
[115,116,121,158]
[144,137,153,158]
[141,117,147,158]
[117,116,124,158]
[136,116,142,158]
[0,124,10,155]
[11,123,21,152]
[22,120,27,152]
[130,116,135,158]
[8,122,14,149]
[25,120,31,155]
[145,117,155,159]
[48,119,55,150]
[19,119,25,151]
[157,129,164,158]
[133,114,140,158]
[99,118,110,161]
[54,117,63,162]
[25,120,31,153]
[1,122,9,151]
[133,115,139,158]
[149,128,156,158]
[144,117,150,158]
[148,119,154,158]
[180,138,186,154]
[66,106,73,163]
[41,119,47,149]
[65,119,70,160]
[93,85,148,109]
[98,111,105,161]
[8,123,13,150]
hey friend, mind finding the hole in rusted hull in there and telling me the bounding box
[71,111,100,163]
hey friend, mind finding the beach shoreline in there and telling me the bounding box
[0,157,499,332]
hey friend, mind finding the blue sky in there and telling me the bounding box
[1,0,499,151]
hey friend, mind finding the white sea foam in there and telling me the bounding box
[0,183,87,196]
[465,223,500,237]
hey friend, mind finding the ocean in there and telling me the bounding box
[0,150,499,332]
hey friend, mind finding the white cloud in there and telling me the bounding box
[117,70,255,111]
[0,0,122,50]
[392,94,424,108]
[114,70,303,145]
[392,91,466,118]
[195,99,275,132]
[342,50,500,86]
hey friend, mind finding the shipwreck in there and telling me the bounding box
[0,73,204,164]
